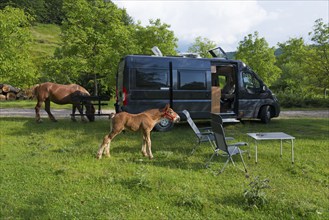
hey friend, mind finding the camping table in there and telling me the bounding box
[247,132,295,164]
[222,118,240,123]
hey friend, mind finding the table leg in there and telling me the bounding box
[280,139,283,158]
[248,138,251,159]
[292,139,294,164]
[255,140,258,164]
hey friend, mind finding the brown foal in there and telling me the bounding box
[97,104,180,159]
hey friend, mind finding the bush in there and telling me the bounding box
[276,91,329,108]
[244,176,270,208]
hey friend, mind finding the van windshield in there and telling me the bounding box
[242,68,262,93]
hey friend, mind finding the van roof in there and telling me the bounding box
[123,54,241,66]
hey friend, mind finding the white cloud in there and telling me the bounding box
[114,1,275,51]
[113,0,328,52]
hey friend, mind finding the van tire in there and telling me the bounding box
[154,118,174,132]
[260,106,271,124]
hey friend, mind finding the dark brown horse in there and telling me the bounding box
[33,82,95,122]
[97,104,180,159]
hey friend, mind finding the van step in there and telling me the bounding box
[219,112,236,118]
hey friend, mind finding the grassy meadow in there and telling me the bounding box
[0,115,328,219]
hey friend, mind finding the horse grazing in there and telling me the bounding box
[33,82,95,122]
[97,104,180,159]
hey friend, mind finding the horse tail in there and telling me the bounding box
[31,84,40,99]
[108,113,116,133]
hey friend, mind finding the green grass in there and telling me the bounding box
[1,117,328,219]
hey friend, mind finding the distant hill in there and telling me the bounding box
[226,51,236,59]
[30,23,61,63]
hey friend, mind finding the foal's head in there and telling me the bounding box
[162,104,180,123]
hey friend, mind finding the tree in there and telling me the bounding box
[43,0,139,95]
[275,37,308,93]
[235,32,281,86]
[307,18,329,95]
[0,6,37,87]
[134,19,178,56]
[187,36,216,58]
[0,0,65,24]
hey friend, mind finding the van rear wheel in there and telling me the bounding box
[260,106,271,124]
[155,118,174,132]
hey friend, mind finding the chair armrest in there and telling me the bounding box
[228,142,248,147]
[199,127,212,131]
[198,131,213,136]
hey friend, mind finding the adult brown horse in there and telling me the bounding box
[97,104,180,160]
[33,82,95,122]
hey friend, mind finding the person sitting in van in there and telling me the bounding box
[220,76,235,112]
[221,76,235,100]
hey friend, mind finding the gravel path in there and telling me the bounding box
[0,108,328,118]
[0,108,114,119]
[279,110,328,118]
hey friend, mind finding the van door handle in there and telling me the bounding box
[160,87,170,91]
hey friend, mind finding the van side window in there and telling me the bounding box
[179,70,207,90]
[134,68,169,89]
[242,69,261,93]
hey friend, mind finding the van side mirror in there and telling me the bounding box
[262,85,266,92]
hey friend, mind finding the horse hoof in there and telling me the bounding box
[36,120,43,123]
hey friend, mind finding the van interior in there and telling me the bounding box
[211,65,236,114]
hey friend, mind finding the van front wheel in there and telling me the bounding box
[260,106,271,124]
[155,118,174,132]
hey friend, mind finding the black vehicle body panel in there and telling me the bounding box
[115,55,280,121]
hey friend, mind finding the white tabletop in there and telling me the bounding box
[222,118,240,123]
[247,132,295,140]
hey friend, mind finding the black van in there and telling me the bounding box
[115,52,280,131]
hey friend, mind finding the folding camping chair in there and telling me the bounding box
[206,116,248,174]
[182,110,216,154]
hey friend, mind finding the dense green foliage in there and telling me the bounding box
[42,0,138,95]
[135,19,178,56]
[188,37,217,58]
[1,117,328,219]
[235,32,281,86]
[0,0,64,24]
[0,7,38,87]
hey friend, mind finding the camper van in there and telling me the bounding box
[115,51,280,131]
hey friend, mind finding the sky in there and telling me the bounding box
[113,0,329,52]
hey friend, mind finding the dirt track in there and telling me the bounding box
[279,110,328,118]
[0,108,113,119]
[0,108,328,118]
